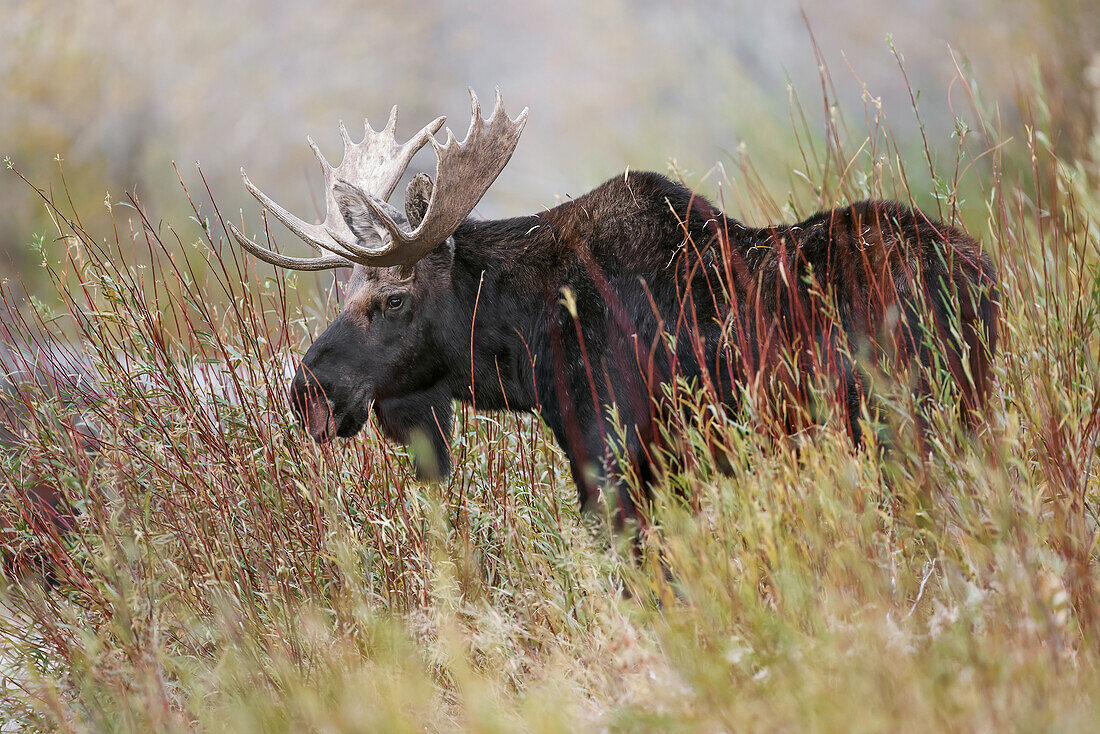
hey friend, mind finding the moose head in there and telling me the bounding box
[228,91,528,478]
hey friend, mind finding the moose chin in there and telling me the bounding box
[229,89,998,524]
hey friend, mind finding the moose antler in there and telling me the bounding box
[229,89,527,270]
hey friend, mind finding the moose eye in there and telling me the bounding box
[386,295,404,310]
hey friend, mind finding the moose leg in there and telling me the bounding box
[576,420,651,531]
[540,408,601,513]
[538,395,635,522]
[546,412,648,533]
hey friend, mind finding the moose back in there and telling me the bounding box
[229,91,998,522]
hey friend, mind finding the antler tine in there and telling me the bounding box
[240,168,339,255]
[469,87,481,125]
[490,87,513,125]
[307,136,333,175]
[227,223,355,271]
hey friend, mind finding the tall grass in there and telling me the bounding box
[0,56,1098,732]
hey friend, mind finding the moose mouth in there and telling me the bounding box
[334,403,370,439]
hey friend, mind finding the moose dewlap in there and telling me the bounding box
[230,89,998,523]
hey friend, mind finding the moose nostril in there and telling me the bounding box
[310,400,336,442]
[301,394,336,443]
[289,371,336,443]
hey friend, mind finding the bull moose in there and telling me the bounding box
[228,90,998,523]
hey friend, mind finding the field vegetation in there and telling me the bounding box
[1,48,1099,732]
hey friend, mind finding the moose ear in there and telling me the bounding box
[404,173,433,229]
[333,179,382,243]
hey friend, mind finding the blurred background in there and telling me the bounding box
[2,0,1098,295]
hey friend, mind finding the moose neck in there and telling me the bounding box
[435,214,549,414]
